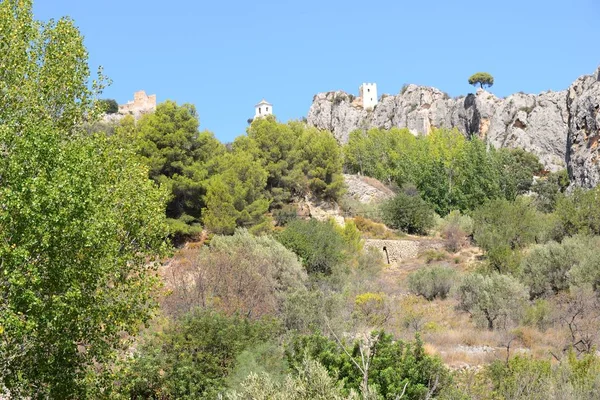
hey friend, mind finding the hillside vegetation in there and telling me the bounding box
[3,1,600,399]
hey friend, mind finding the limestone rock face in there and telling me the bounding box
[486,91,568,172]
[307,68,600,177]
[567,67,600,187]
[343,174,394,204]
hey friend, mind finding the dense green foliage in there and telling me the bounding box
[468,72,494,89]
[344,128,539,216]
[0,1,168,397]
[407,265,457,300]
[131,101,225,239]
[381,189,436,234]
[286,332,450,399]
[457,273,528,330]
[98,98,119,114]
[118,310,281,399]
[472,197,546,273]
[276,219,349,274]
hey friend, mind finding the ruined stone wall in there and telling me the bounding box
[118,90,156,117]
[364,239,420,263]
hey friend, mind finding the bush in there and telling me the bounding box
[354,292,388,326]
[457,272,528,330]
[98,98,118,114]
[286,332,450,400]
[554,187,600,237]
[163,229,306,318]
[353,215,396,239]
[472,197,545,273]
[227,358,359,400]
[381,190,435,235]
[276,219,348,274]
[273,204,298,226]
[407,265,457,300]
[438,210,473,252]
[118,309,281,399]
[520,240,576,298]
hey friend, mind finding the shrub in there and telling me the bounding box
[457,272,528,330]
[277,219,348,274]
[437,211,471,252]
[520,240,576,298]
[273,204,298,226]
[485,356,551,400]
[98,98,119,114]
[163,229,306,318]
[119,309,281,399]
[381,191,435,235]
[353,215,396,239]
[227,358,359,400]
[472,197,544,273]
[422,249,447,263]
[555,186,600,236]
[286,332,450,400]
[408,265,457,300]
[354,292,388,326]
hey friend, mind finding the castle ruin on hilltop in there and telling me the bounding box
[118,90,156,117]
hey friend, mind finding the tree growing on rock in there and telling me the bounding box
[468,72,494,89]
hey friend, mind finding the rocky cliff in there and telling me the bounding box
[307,67,600,183]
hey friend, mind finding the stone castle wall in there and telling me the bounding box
[118,90,156,117]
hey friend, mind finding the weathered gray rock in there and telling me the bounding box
[343,174,394,203]
[567,67,600,187]
[306,69,600,175]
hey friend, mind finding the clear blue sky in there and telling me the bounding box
[34,0,599,143]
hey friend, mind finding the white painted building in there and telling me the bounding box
[254,99,273,119]
[359,83,378,109]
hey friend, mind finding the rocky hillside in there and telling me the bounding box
[307,67,600,186]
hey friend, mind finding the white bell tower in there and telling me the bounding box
[254,99,273,119]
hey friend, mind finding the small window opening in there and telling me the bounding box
[266,107,269,112]
[259,107,262,114]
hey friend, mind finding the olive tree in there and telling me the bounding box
[458,273,528,330]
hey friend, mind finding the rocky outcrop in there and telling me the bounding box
[343,174,394,203]
[567,67,600,187]
[308,69,600,176]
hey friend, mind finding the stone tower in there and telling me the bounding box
[359,83,378,109]
[254,99,273,119]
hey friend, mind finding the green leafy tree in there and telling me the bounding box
[135,101,225,239]
[555,186,600,237]
[408,265,458,300]
[98,98,119,114]
[0,1,169,397]
[239,117,345,205]
[118,310,280,399]
[472,198,544,273]
[496,147,543,200]
[381,189,435,234]
[0,0,107,133]
[531,169,569,212]
[291,123,345,200]
[276,219,348,274]
[286,332,449,400]
[457,273,528,330]
[468,72,494,89]
[202,151,270,234]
